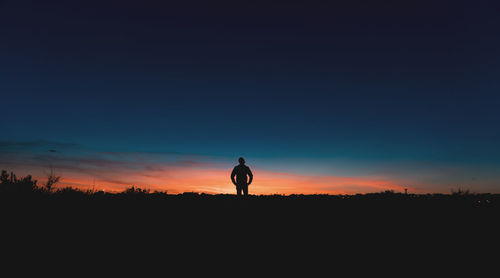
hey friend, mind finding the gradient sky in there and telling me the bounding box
[1,0,500,194]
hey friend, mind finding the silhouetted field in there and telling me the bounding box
[1,170,498,270]
[2,169,498,219]
[2,169,498,234]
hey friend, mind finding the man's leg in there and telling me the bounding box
[243,185,248,197]
[236,186,242,196]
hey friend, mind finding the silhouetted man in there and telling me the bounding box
[231,157,253,197]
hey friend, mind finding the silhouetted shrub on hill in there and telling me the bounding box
[44,168,61,192]
[53,186,88,197]
[0,170,40,194]
[122,186,150,196]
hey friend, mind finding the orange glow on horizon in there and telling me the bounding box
[37,167,413,195]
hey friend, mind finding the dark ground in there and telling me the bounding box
[1,188,498,274]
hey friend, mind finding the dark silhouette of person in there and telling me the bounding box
[231,157,253,196]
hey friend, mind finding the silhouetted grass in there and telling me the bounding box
[1,169,498,204]
[2,169,497,270]
[1,169,498,215]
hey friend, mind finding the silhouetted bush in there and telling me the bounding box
[44,169,61,192]
[0,170,40,194]
[122,186,150,195]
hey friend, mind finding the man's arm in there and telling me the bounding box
[231,168,237,185]
[247,167,253,185]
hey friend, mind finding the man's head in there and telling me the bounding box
[238,157,245,165]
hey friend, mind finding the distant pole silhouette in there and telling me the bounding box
[230,157,253,197]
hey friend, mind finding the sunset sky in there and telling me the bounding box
[1,0,499,194]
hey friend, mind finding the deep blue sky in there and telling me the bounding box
[1,0,499,192]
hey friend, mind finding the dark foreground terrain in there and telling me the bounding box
[1,171,498,273]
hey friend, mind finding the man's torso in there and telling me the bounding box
[233,165,250,185]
